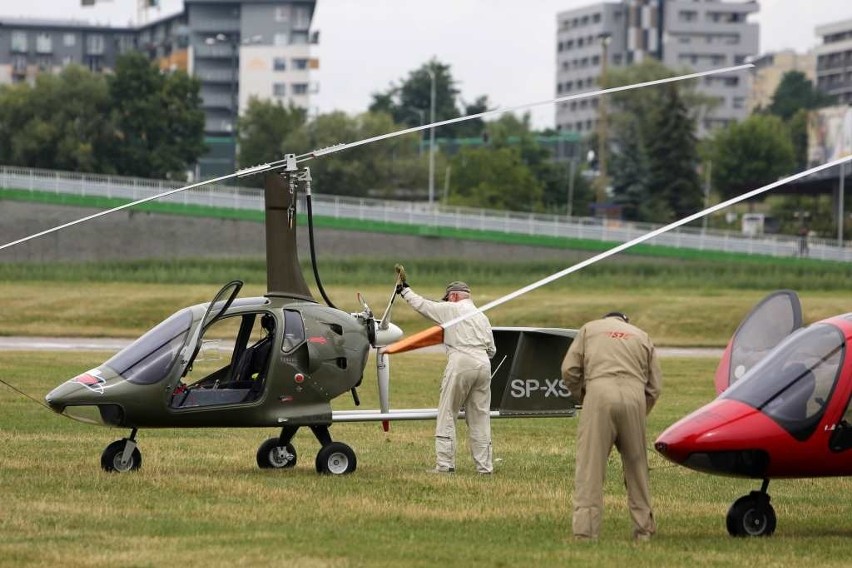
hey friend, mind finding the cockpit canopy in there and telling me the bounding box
[103,308,193,385]
[722,323,846,441]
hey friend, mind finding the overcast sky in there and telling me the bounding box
[3,0,852,128]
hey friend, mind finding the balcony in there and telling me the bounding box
[190,19,240,34]
[195,69,236,83]
[201,93,234,108]
[194,44,233,58]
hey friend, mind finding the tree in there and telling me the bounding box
[106,52,205,179]
[280,111,427,197]
[709,114,795,202]
[610,119,650,221]
[448,146,543,210]
[603,59,714,222]
[767,71,835,122]
[369,58,488,139]
[237,98,306,168]
[646,85,702,221]
[0,65,113,172]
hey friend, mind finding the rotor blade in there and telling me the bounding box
[0,163,274,253]
[271,63,753,165]
[1,64,751,253]
[384,155,852,355]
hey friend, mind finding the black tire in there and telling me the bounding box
[315,442,357,475]
[100,439,142,473]
[726,495,776,537]
[256,437,297,469]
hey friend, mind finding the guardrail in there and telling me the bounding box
[1,164,850,262]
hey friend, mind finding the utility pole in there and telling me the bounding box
[596,33,611,215]
[427,67,436,207]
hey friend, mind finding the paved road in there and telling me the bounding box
[0,337,724,358]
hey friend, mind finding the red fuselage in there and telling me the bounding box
[655,316,852,479]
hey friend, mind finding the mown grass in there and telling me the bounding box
[3,353,852,567]
[0,255,851,289]
[0,279,849,347]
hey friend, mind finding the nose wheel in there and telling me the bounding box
[726,480,776,537]
[101,429,141,473]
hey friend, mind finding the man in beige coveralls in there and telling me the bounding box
[398,280,497,474]
[561,311,662,541]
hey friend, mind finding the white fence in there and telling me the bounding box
[2,165,850,262]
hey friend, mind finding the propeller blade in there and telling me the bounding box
[385,325,444,355]
[378,274,401,329]
[377,348,390,432]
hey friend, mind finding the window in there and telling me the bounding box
[733,97,745,109]
[11,54,26,74]
[63,33,76,47]
[282,310,305,353]
[274,33,289,46]
[292,58,309,70]
[292,83,308,95]
[273,83,286,97]
[35,33,52,54]
[86,56,103,72]
[294,5,312,29]
[274,5,290,22]
[679,10,697,22]
[37,55,52,71]
[11,31,27,53]
[273,57,287,71]
[86,34,104,55]
[291,32,309,45]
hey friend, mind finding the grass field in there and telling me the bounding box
[3,352,852,567]
[1,256,852,565]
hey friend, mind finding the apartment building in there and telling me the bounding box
[0,0,318,178]
[555,0,758,137]
[815,18,852,105]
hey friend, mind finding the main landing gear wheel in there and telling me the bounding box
[256,438,297,469]
[101,439,142,473]
[726,493,776,537]
[315,442,357,475]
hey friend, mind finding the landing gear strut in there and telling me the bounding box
[256,424,356,475]
[726,479,776,537]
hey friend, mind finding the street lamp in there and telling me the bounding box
[427,67,436,206]
[596,32,611,213]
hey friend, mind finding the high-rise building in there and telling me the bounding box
[555,0,758,137]
[0,0,318,178]
[815,18,852,105]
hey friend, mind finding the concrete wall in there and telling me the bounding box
[0,202,580,263]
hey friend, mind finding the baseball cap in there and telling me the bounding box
[442,281,471,301]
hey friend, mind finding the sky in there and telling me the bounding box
[2,0,852,128]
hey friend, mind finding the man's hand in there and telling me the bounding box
[395,263,407,284]
[395,282,410,295]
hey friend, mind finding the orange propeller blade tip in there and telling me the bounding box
[384,325,444,355]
